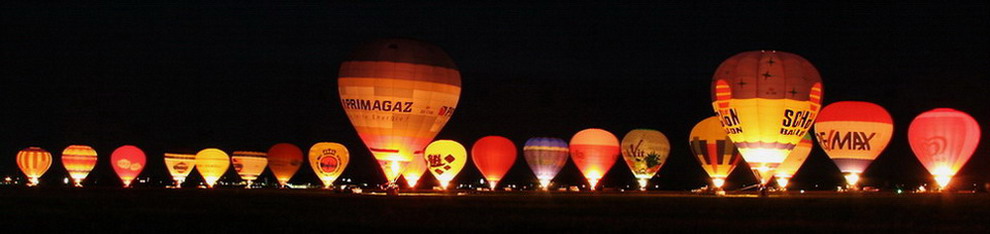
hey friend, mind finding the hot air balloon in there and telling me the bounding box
[61,145,97,187]
[620,129,670,190]
[774,133,813,189]
[570,128,620,190]
[268,143,303,187]
[524,137,569,190]
[689,117,743,190]
[908,108,980,190]
[814,101,893,188]
[231,151,267,188]
[471,136,517,190]
[16,147,52,186]
[338,38,462,189]
[402,155,428,189]
[111,145,146,188]
[424,140,467,190]
[309,142,350,189]
[164,153,196,188]
[195,148,230,188]
[711,50,823,190]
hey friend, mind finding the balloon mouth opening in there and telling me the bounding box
[934,175,952,189]
[539,179,551,190]
[406,178,420,189]
[27,178,40,187]
[775,176,791,189]
[843,173,861,186]
[712,178,726,189]
[489,180,499,190]
[637,179,648,190]
[438,180,451,190]
[588,178,600,191]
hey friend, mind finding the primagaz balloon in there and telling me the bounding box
[620,129,670,190]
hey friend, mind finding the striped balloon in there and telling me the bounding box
[61,145,98,187]
[164,153,196,187]
[231,151,267,187]
[523,137,569,190]
[689,117,743,189]
[774,133,814,189]
[17,147,53,186]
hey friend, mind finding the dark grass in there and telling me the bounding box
[1,188,988,232]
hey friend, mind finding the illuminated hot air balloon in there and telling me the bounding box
[774,133,813,189]
[620,129,670,190]
[570,128,620,190]
[164,153,196,187]
[111,145,146,188]
[309,142,350,189]
[471,136,517,190]
[268,143,303,187]
[908,108,980,190]
[16,147,52,186]
[814,101,893,188]
[61,145,97,187]
[402,155,428,189]
[524,137,569,190]
[195,148,230,188]
[424,140,467,189]
[338,38,462,189]
[231,151,267,188]
[711,50,823,188]
[689,117,743,190]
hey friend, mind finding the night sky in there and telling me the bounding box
[2,2,988,190]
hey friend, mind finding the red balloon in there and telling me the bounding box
[471,136,517,189]
[111,145,146,188]
[908,108,981,189]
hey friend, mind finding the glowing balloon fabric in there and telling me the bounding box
[570,128,620,190]
[195,148,230,188]
[908,108,980,189]
[620,129,670,189]
[424,140,467,189]
[17,147,52,186]
[338,38,462,186]
[402,156,428,188]
[689,117,743,189]
[231,151,268,187]
[308,142,350,188]
[814,101,893,186]
[164,153,196,187]
[111,145,146,187]
[268,143,303,187]
[711,50,823,185]
[61,145,97,187]
[774,133,813,188]
[523,137,569,189]
[471,136,517,189]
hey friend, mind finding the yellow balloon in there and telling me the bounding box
[231,151,268,187]
[424,140,467,189]
[309,142,350,189]
[774,133,813,188]
[195,148,230,188]
[620,129,670,189]
[164,153,196,187]
[402,154,428,188]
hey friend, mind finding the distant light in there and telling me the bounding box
[64,177,70,184]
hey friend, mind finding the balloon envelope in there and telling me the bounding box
[61,145,97,187]
[814,101,893,186]
[111,145,146,187]
[471,136,517,189]
[309,142,350,188]
[338,38,462,186]
[17,147,52,186]
[425,140,467,189]
[570,128,620,190]
[774,133,813,188]
[195,148,230,188]
[268,143,303,186]
[908,108,980,189]
[524,137,569,189]
[711,50,823,184]
[164,153,196,186]
[231,151,268,186]
[620,129,670,188]
[402,155,428,188]
[689,117,743,189]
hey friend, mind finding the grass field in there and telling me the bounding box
[2,188,988,232]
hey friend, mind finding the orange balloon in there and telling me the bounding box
[268,143,303,187]
[471,136,517,190]
[17,147,52,186]
[61,145,97,187]
[570,128,620,190]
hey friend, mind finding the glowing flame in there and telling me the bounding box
[406,177,420,188]
[539,179,551,190]
[843,173,861,186]
[438,179,451,190]
[588,178,600,191]
[931,165,954,190]
[776,177,790,188]
[712,177,726,189]
[637,179,648,191]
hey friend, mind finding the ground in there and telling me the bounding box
[1,188,988,232]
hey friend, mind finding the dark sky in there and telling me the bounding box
[2,2,988,190]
